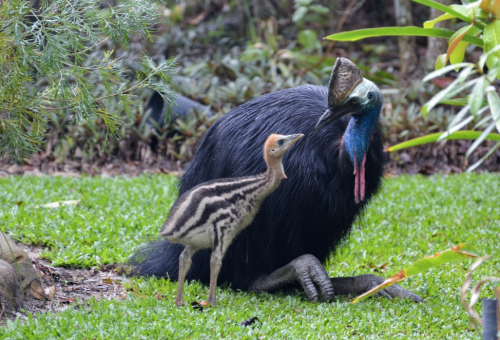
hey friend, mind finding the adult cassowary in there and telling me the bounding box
[130,58,422,302]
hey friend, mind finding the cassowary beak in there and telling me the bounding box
[314,108,351,132]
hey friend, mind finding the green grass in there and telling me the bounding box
[1,173,499,339]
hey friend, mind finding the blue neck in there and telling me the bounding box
[343,103,382,168]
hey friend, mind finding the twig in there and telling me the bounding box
[336,0,367,15]
[300,0,358,75]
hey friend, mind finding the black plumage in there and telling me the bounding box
[131,84,386,291]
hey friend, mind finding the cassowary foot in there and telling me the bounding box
[175,299,184,306]
[249,254,334,303]
[330,274,423,303]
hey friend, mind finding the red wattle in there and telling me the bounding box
[352,150,366,204]
[353,150,359,204]
[360,155,366,202]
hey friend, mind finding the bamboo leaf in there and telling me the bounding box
[351,244,480,304]
[325,27,483,47]
[483,20,500,70]
[386,130,500,152]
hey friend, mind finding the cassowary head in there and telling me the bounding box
[315,58,383,204]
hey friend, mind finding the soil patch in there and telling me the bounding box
[1,244,128,322]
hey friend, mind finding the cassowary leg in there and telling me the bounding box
[248,254,334,303]
[175,246,197,306]
[330,274,423,302]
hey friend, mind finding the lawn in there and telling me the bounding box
[0,173,499,339]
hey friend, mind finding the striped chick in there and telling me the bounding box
[161,133,304,306]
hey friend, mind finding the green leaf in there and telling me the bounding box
[469,76,485,116]
[435,53,448,70]
[422,66,476,115]
[386,130,500,152]
[292,6,308,23]
[479,44,500,70]
[298,30,318,49]
[466,119,495,158]
[467,141,500,171]
[424,13,455,29]
[325,27,483,47]
[483,20,500,70]
[351,244,480,304]
[441,98,468,106]
[447,25,474,63]
[486,86,500,133]
[310,5,329,14]
[438,105,471,141]
[412,0,472,23]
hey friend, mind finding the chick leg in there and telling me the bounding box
[206,249,224,306]
[175,246,197,306]
[206,224,232,306]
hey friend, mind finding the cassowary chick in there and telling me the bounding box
[161,133,304,306]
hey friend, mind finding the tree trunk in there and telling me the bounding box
[425,0,453,71]
[394,0,417,77]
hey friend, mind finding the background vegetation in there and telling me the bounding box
[1,0,499,173]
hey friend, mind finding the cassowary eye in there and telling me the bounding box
[277,140,283,146]
[351,98,358,105]
[367,91,374,101]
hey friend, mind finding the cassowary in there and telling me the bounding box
[161,133,303,306]
[130,58,422,303]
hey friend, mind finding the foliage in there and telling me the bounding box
[1,174,499,337]
[351,244,481,303]
[327,0,500,171]
[0,0,176,162]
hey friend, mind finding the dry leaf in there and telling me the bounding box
[44,286,56,300]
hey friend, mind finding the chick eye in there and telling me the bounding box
[277,140,284,146]
[351,98,359,105]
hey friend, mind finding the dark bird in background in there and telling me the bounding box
[161,133,303,306]
[130,58,422,303]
